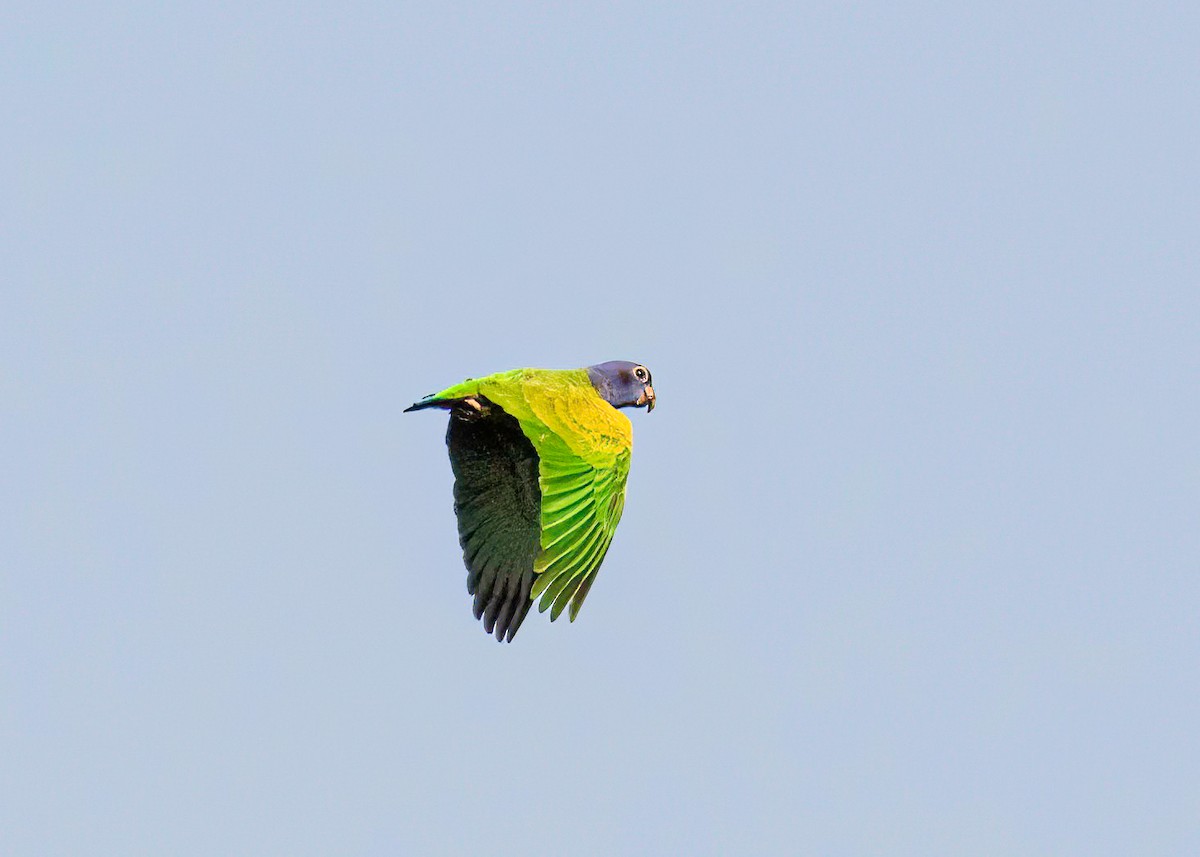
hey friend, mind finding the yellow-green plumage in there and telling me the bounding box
[407,364,651,640]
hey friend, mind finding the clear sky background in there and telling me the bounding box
[3,3,1198,855]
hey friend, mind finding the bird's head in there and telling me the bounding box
[586,361,655,412]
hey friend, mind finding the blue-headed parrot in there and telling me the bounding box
[406,361,655,641]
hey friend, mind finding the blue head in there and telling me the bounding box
[586,361,655,412]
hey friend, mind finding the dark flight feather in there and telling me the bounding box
[445,398,541,642]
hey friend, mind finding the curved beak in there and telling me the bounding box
[639,385,656,412]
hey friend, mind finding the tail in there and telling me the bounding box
[403,395,452,413]
[405,378,483,413]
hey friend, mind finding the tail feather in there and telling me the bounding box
[404,396,450,413]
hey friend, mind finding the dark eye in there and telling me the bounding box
[634,367,648,382]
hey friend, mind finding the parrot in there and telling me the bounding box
[405,361,655,641]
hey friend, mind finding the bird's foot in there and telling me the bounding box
[454,397,488,421]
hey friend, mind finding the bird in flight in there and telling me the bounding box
[406,361,655,641]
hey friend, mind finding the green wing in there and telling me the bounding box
[529,435,631,621]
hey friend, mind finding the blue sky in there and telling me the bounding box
[4,3,1198,854]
